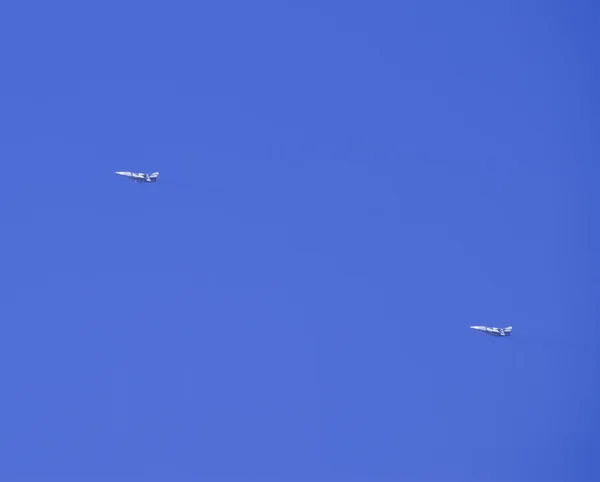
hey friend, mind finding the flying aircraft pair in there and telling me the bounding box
[114,171,514,338]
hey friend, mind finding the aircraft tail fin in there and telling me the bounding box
[504,326,512,335]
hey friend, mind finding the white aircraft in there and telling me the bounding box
[470,325,512,337]
[115,171,159,183]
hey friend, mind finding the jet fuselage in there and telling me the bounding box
[115,171,159,183]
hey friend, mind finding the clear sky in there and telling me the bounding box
[0,1,597,481]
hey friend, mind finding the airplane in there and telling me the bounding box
[470,325,512,337]
[115,171,159,183]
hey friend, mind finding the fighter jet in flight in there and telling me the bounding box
[470,325,512,337]
[115,171,159,183]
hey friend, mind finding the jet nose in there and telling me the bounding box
[115,171,129,176]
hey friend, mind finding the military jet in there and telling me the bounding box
[470,325,512,337]
[115,171,159,183]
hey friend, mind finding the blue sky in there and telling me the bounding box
[0,1,598,481]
